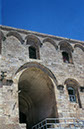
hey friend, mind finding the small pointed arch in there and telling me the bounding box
[64,78,80,88]
[25,34,41,59]
[6,31,24,44]
[59,40,74,52]
[74,43,84,52]
[25,34,41,47]
[59,40,73,63]
[43,37,58,50]
[64,78,82,107]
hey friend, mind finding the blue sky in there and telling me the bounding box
[0,0,1,24]
[1,0,84,41]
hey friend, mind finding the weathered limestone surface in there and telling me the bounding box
[0,25,84,129]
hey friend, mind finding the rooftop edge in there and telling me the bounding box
[0,25,84,44]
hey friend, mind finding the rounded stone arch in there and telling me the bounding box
[25,34,41,47]
[59,40,74,52]
[64,78,82,108]
[16,62,58,85]
[15,62,58,129]
[42,37,58,50]
[25,34,41,59]
[6,31,24,44]
[59,40,73,63]
[64,78,80,90]
[74,43,84,52]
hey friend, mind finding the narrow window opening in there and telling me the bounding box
[62,52,69,63]
[80,87,84,92]
[68,87,76,102]
[29,46,37,59]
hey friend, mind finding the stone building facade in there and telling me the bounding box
[0,25,84,129]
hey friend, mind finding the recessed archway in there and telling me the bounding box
[6,31,24,44]
[18,64,58,129]
[64,78,82,108]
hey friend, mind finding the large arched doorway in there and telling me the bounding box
[17,63,58,129]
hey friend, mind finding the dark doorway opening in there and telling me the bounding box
[19,111,27,123]
[18,67,58,129]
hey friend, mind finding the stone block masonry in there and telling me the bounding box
[0,25,84,129]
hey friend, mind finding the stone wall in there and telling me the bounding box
[0,25,84,128]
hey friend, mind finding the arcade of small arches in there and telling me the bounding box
[0,30,84,63]
[13,62,83,129]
